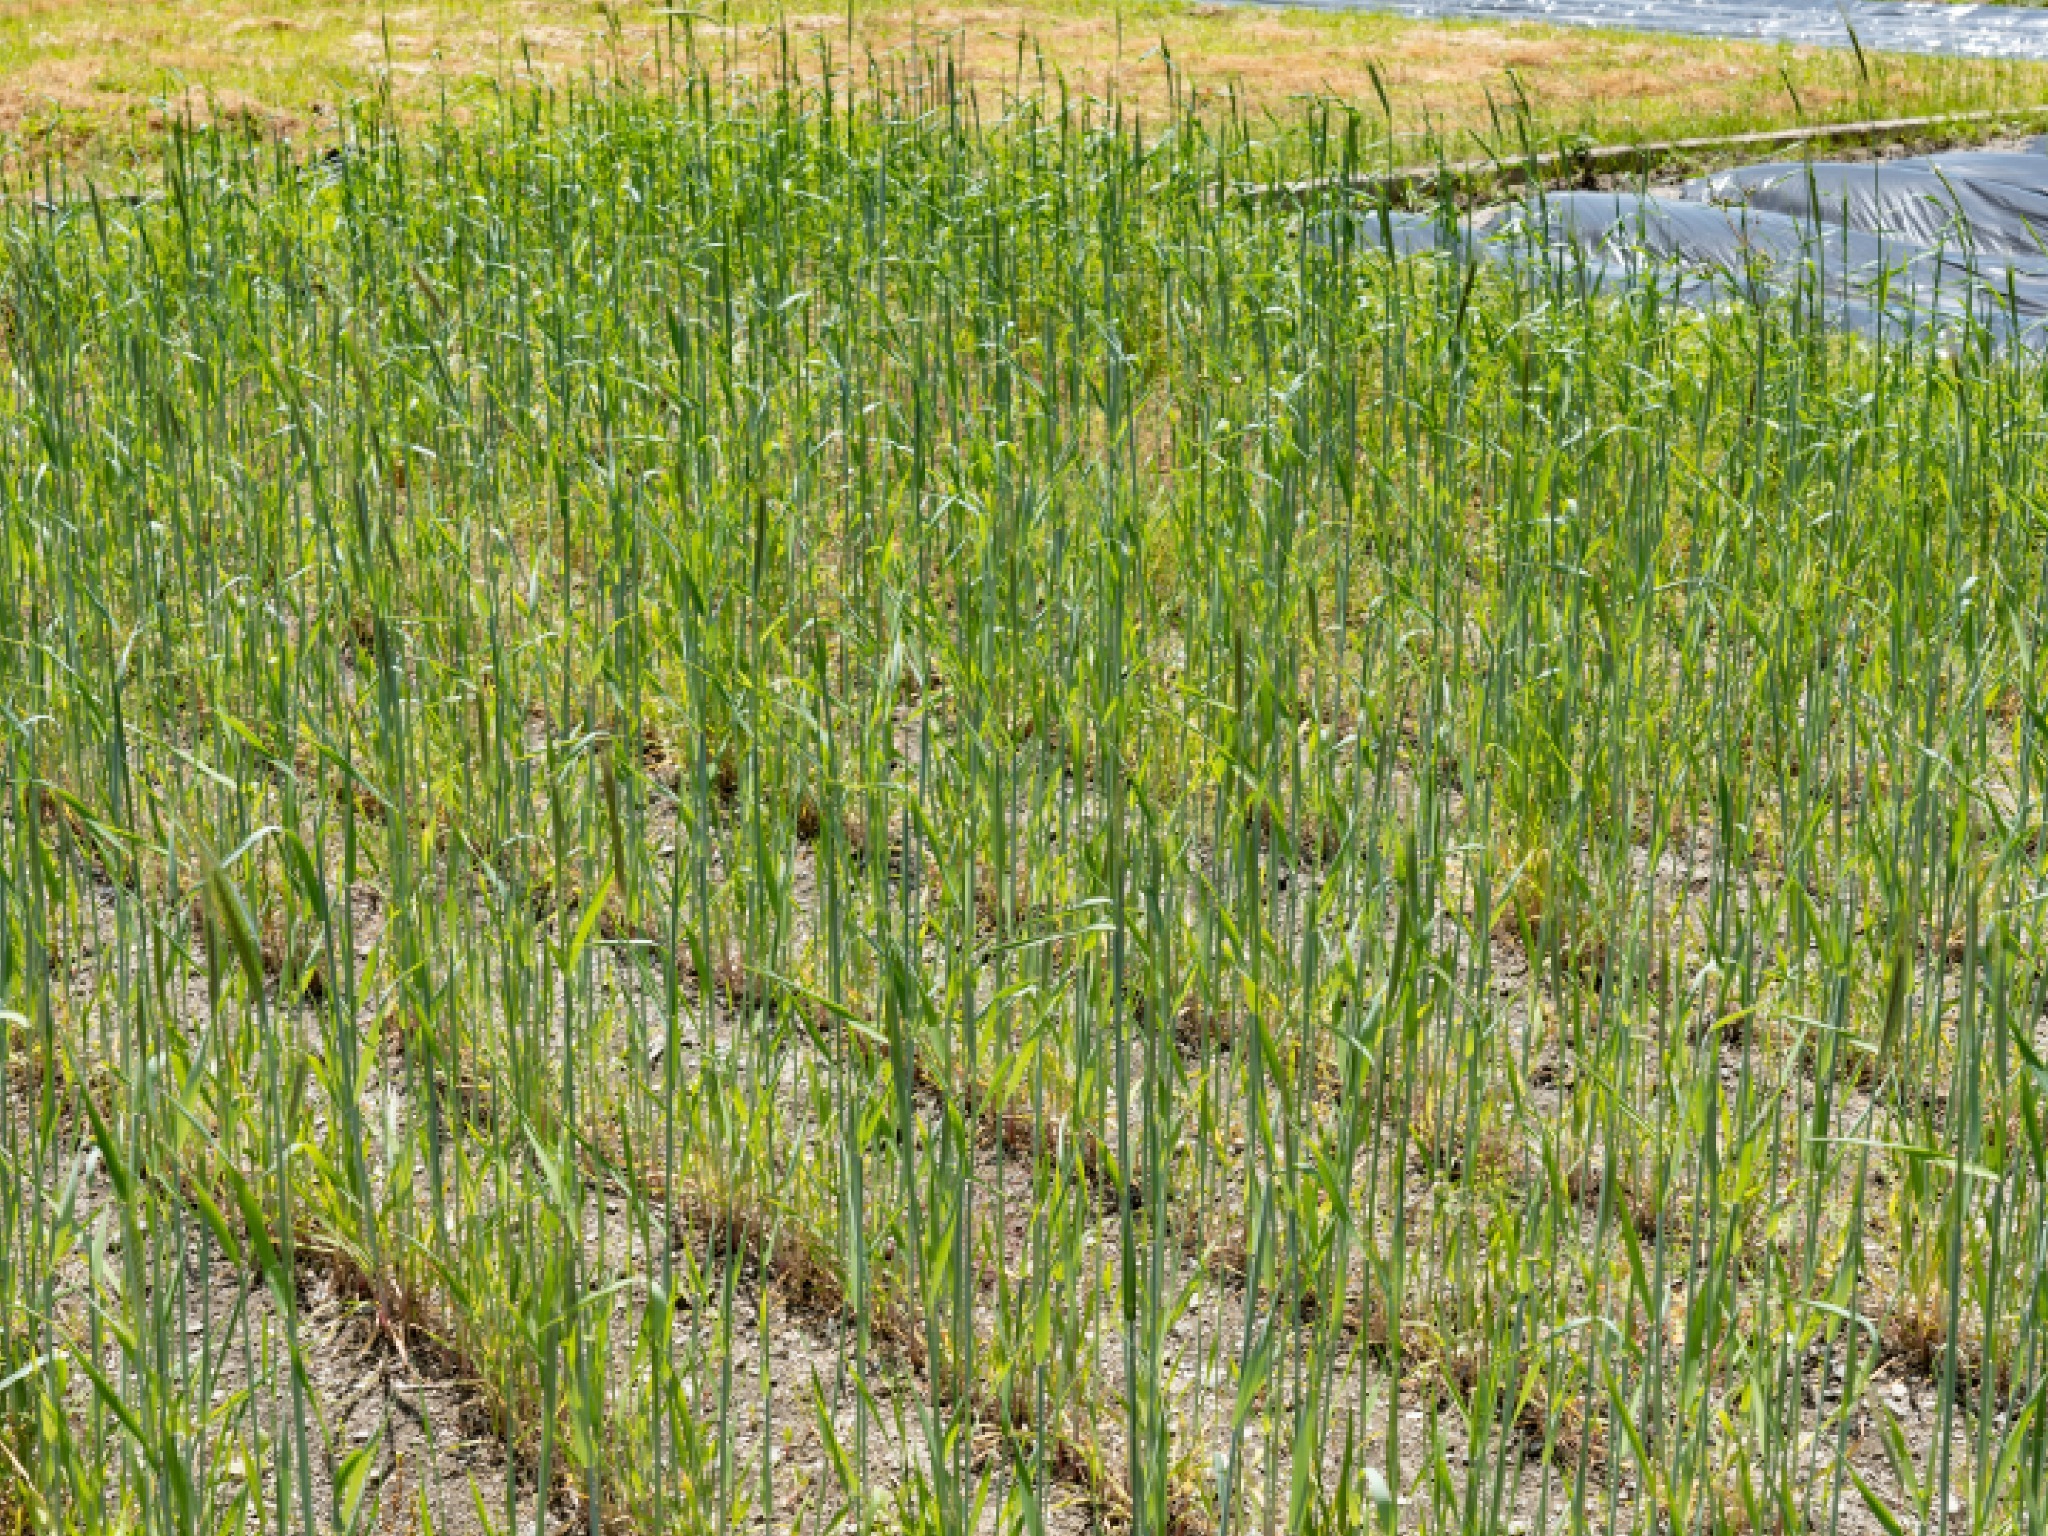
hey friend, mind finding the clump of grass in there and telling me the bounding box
[1884,1289,1952,1381]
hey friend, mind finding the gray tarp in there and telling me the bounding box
[1888,152,2048,193]
[1483,189,2048,337]
[1319,174,2048,344]
[1683,161,2048,257]
[1315,209,1450,257]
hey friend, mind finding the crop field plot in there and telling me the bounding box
[1,29,2047,1536]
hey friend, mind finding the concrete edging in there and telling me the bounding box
[1240,103,2048,202]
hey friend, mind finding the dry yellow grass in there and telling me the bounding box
[1,0,2047,162]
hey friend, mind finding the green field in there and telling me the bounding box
[2,21,2048,1536]
[6,0,2048,168]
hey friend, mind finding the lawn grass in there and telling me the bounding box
[3,15,2048,1536]
[3,0,2048,168]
